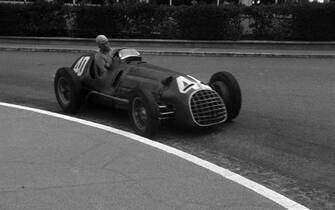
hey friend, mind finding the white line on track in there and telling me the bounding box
[0,102,309,210]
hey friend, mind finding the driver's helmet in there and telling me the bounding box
[96,35,108,44]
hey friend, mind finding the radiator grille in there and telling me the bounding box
[190,90,227,126]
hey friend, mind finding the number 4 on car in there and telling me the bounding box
[54,48,241,138]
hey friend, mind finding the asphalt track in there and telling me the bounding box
[1,51,335,209]
[0,102,304,210]
[0,103,296,210]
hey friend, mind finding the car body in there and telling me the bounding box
[54,48,241,137]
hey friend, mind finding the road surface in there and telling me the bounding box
[0,51,334,209]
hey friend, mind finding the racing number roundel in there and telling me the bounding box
[73,56,90,76]
[176,76,210,94]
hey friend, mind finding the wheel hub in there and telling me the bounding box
[132,98,148,131]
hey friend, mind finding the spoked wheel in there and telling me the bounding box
[132,98,149,131]
[129,88,159,138]
[209,71,242,121]
[54,68,83,113]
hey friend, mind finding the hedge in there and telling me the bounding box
[0,1,67,36]
[22,1,68,36]
[245,3,335,41]
[177,5,241,40]
[1,2,335,41]
[291,3,335,41]
[244,4,292,40]
[70,4,126,38]
[0,4,24,36]
[72,4,241,40]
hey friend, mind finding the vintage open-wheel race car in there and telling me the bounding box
[54,48,242,138]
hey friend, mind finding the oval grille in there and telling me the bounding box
[190,90,227,126]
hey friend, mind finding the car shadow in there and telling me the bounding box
[78,103,131,131]
[72,102,232,143]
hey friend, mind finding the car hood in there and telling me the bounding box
[127,62,186,81]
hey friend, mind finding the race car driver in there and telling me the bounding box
[94,35,116,78]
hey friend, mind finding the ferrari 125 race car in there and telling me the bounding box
[54,48,241,138]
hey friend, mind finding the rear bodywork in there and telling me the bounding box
[69,50,227,127]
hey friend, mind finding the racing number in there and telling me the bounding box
[176,76,211,94]
[176,76,197,93]
[73,56,90,76]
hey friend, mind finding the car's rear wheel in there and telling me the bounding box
[209,71,241,121]
[54,68,82,113]
[129,88,159,138]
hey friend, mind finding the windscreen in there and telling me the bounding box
[118,49,141,60]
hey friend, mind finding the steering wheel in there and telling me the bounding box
[112,48,121,58]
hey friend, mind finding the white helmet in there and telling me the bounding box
[96,35,108,44]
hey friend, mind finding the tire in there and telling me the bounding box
[54,68,83,113]
[129,88,159,138]
[209,71,242,121]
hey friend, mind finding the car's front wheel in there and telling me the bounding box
[129,88,159,138]
[209,71,242,121]
[54,68,83,113]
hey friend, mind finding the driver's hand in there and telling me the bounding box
[105,63,110,69]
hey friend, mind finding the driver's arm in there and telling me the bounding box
[94,54,110,78]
